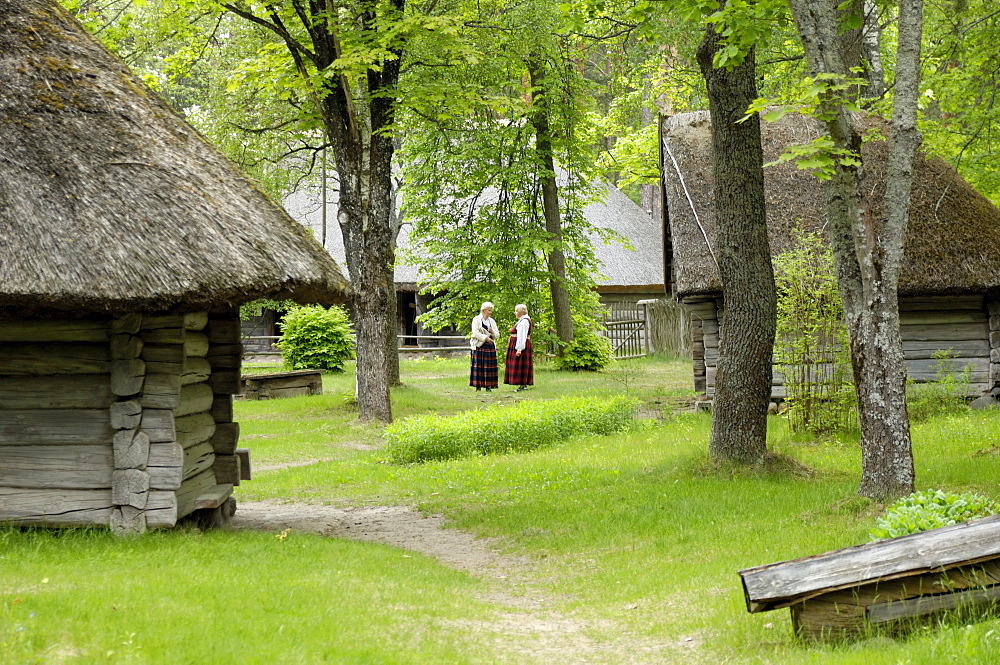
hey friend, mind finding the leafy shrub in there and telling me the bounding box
[870,489,999,540]
[906,349,972,422]
[275,305,354,371]
[383,395,637,464]
[773,229,856,434]
[553,326,614,371]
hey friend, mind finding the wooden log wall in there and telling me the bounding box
[686,294,992,399]
[206,310,243,499]
[0,317,169,529]
[988,298,1000,396]
[0,308,246,533]
[683,298,716,395]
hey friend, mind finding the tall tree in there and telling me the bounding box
[217,0,403,423]
[526,54,575,346]
[398,0,611,346]
[787,0,922,499]
[696,2,775,465]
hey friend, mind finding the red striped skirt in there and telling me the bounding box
[503,337,534,386]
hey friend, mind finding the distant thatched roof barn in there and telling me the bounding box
[661,111,1000,397]
[279,180,663,351]
[0,0,350,533]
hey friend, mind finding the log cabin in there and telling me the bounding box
[660,111,1000,399]
[0,0,351,534]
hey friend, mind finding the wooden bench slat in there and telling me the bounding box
[738,515,1000,612]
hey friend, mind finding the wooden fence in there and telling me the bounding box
[603,301,649,360]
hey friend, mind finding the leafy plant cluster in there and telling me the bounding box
[870,489,999,540]
[906,349,973,423]
[552,322,614,371]
[383,395,637,464]
[275,305,355,372]
[772,228,855,435]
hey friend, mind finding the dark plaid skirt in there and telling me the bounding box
[470,341,498,388]
[503,337,534,386]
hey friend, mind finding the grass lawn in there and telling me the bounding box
[3,355,1000,663]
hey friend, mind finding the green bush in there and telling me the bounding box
[383,395,637,464]
[870,489,999,540]
[275,304,355,371]
[553,326,614,371]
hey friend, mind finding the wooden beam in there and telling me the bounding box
[140,409,176,443]
[210,395,233,423]
[175,469,218,519]
[183,441,215,479]
[110,506,146,535]
[111,469,149,508]
[141,343,185,375]
[0,374,113,409]
[110,358,146,397]
[180,357,211,386]
[176,383,215,417]
[208,367,242,396]
[0,319,109,342]
[0,409,114,445]
[175,412,216,449]
[110,334,143,360]
[139,373,182,410]
[206,344,244,369]
[212,453,240,486]
[867,584,1000,624]
[0,444,112,489]
[145,490,178,527]
[0,487,112,526]
[236,448,251,480]
[207,317,242,345]
[110,400,142,430]
[0,343,110,375]
[739,515,1000,612]
[113,430,150,470]
[210,422,240,455]
[185,332,210,358]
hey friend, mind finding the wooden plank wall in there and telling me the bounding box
[686,295,992,398]
[899,296,990,392]
[684,298,716,394]
[206,310,243,499]
[0,310,238,533]
[0,318,116,526]
[989,299,1000,395]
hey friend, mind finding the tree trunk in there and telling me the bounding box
[788,0,919,499]
[696,9,775,465]
[860,0,886,98]
[527,56,574,347]
[219,3,402,421]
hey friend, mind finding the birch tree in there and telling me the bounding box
[786,0,923,499]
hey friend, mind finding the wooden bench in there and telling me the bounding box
[240,369,323,400]
[738,514,1000,641]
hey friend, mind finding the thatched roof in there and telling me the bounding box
[285,181,662,294]
[0,0,351,316]
[661,111,1000,299]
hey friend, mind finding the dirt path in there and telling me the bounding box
[231,500,691,663]
[232,500,524,579]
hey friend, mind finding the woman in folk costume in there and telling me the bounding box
[503,303,533,392]
[470,301,501,391]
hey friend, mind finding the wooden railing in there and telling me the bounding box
[603,302,650,360]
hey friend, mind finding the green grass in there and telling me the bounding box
[3,355,1000,663]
